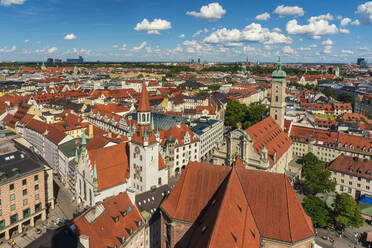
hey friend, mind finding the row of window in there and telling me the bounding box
[0,203,42,230]
[8,176,39,191]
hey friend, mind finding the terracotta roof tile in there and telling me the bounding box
[137,83,151,112]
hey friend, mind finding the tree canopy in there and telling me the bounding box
[303,195,331,228]
[224,100,267,129]
[333,193,364,229]
[302,153,336,194]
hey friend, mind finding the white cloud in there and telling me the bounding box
[64,33,77,40]
[321,39,333,54]
[351,19,360,25]
[356,1,372,25]
[80,49,91,55]
[182,40,212,54]
[308,13,333,22]
[357,46,369,51]
[192,29,203,37]
[178,34,185,38]
[255,12,270,21]
[173,44,183,53]
[272,27,281,32]
[0,0,26,6]
[132,41,147,51]
[341,49,354,55]
[186,2,226,21]
[24,40,29,43]
[113,44,127,51]
[321,38,333,46]
[282,45,297,55]
[145,46,161,53]
[0,45,16,53]
[204,23,292,45]
[340,17,351,26]
[297,47,311,51]
[134,18,171,34]
[48,47,58,54]
[243,45,255,53]
[286,15,338,39]
[340,28,350,34]
[204,28,209,33]
[225,42,243,47]
[310,44,318,48]
[274,5,304,17]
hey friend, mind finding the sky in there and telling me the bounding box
[0,0,372,63]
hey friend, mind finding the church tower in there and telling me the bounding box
[270,58,286,129]
[128,83,168,193]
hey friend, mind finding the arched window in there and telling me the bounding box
[275,96,278,102]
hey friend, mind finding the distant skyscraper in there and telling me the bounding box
[54,59,62,64]
[66,56,84,64]
[46,58,53,64]
[357,58,367,67]
[197,58,200,64]
[335,66,340,78]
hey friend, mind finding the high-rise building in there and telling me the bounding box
[66,56,84,64]
[357,58,367,67]
[54,59,62,64]
[46,58,53,64]
[270,58,286,129]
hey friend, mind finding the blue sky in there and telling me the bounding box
[0,0,372,62]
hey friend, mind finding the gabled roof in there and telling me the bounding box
[73,192,144,248]
[245,117,292,166]
[328,155,372,180]
[161,162,314,245]
[137,83,151,112]
[87,143,129,191]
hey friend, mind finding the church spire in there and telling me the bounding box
[137,83,151,112]
[81,130,87,152]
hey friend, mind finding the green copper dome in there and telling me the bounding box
[272,58,286,82]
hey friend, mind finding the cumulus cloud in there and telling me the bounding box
[297,47,312,51]
[274,5,304,17]
[179,34,185,38]
[204,23,292,45]
[48,47,58,53]
[242,45,255,53]
[356,1,372,25]
[80,49,91,55]
[132,41,147,51]
[255,12,270,21]
[173,44,183,53]
[321,39,333,54]
[340,17,351,26]
[192,29,203,37]
[24,40,29,43]
[182,40,212,54]
[272,27,282,32]
[286,15,338,39]
[351,19,360,25]
[64,33,77,40]
[0,45,16,53]
[186,2,226,21]
[113,44,127,51]
[340,28,350,34]
[225,42,243,47]
[0,0,26,6]
[308,13,334,22]
[282,46,297,55]
[341,49,354,55]
[134,18,171,34]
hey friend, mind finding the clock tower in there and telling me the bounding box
[270,58,286,130]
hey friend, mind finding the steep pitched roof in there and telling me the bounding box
[137,83,151,112]
[245,116,292,166]
[87,143,129,191]
[161,162,314,245]
[183,169,260,248]
[73,192,144,248]
[328,155,372,180]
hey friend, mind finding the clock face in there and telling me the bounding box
[275,85,280,89]
[135,147,140,154]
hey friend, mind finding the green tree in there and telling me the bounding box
[302,153,336,194]
[208,84,221,91]
[303,195,331,228]
[302,152,320,166]
[333,193,364,229]
[244,104,267,128]
[196,91,208,97]
[224,100,248,128]
[368,114,372,120]
[323,87,336,98]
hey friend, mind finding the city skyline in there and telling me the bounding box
[1,0,372,63]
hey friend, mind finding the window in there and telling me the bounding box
[35,184,39,191]
[35,194,39,200]
[158,177,162,185]
[358,184,361,188]
[22,179,27,186]
[9,184,14,191]
[367,186,370,190]
[341,179,344,183]
[358,177,361,181]
[35,203,42,212]
[10,204,16,211]
[23,189,27,196]
[275,96,278,102]
[34,175,39,181]
[10,214,18,225]
[0,209,2,216]
[10,194,15,201]
[0,220,5,230]
[23,208,30,218]
[275,114,277,120]
[349,182,352,185]
[23,199,28,206]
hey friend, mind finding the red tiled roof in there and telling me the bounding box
[73,192,144,248]
[137,83,151,112]
[328,155,372,180]
[245,117,292,166]
[160,124,198,146]
[87,143,129,191]
[161,162,314,244]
